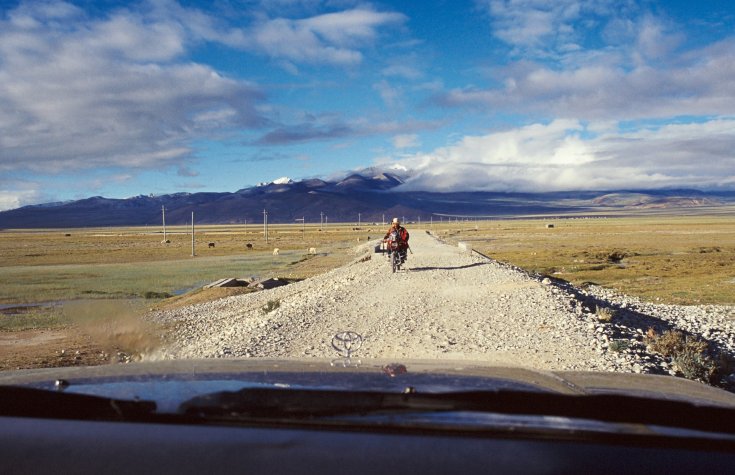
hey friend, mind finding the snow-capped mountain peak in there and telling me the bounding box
[273,177,293,185]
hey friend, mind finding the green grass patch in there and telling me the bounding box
[0,252,309,305]
[142,291,173,299]
[0,307,64,331]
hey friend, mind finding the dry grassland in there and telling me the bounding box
[0,224,373,267]
[436,215,735,306]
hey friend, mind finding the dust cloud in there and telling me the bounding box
[62,299,162,361]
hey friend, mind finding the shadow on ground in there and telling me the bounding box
[409,262,490,272]
[548,276,735,391]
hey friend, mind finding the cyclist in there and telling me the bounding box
[383,218,409,264]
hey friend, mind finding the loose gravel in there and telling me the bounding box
[149,231,735,384]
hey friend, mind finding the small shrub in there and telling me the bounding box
[262,299,280,314]
[646,329,718,384]
[142,291,173,299]
[596,306,616,323]
[718,353,735,376]
[609,339,630,352]
[674,347,717,383]
[646,330,690,357]
[607,251,626,263]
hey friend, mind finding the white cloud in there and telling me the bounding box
[393,134,420,149]
[481,0,624,56]
[0,1,407,177]
[248,8,406,65]
[373,80,401,108]
[0,1,264,174]
[393,118,735,192]
[446,5,735,124]
[437,35,735,121]
[0,189,40,212]
[301,8,404,45]
[633,15,683,63]
[382,64,422,80]
[177,166,199,177]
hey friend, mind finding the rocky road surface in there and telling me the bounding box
[151,231,735,379]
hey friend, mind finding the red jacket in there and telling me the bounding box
[384,225,409,249]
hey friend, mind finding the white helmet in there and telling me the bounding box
[392,217,400,224]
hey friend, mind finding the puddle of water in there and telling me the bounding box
[0,298,145,312]
[0,301,62,311]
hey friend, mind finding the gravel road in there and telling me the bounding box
[151,230,735,379]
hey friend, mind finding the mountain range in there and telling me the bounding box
[1,171,733,228]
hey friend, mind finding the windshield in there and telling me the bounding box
[1,0,734,416]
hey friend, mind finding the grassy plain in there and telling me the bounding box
[2,213,734,331]
[436,214,735,306]
[0,223,378,330]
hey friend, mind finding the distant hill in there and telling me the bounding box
[1,172,733,228]
[592,192,720,208]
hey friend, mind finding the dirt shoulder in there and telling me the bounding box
[0,329,108,371]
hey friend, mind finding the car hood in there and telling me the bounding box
[1,358,734,412]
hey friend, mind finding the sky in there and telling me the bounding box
[1,0,734,210]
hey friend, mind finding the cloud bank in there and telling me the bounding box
[0,0,407,174]
[396,1,735,193]
[0,1,265,174]
[394,119,735,192]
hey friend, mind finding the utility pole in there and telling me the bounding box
[263,209,268,243]
[320,211,324,231]
[295,217,305,240]
[191,212,195,257]
[161,205,167,243]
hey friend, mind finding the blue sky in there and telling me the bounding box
[1,0,734,210]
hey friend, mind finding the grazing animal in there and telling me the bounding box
[208,242,215,248]
[272,248,280,256]
[246,243,253,250]
[308,247,317,255]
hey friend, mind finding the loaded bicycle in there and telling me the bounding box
[383,237,406,272]
[381,217,410,273]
